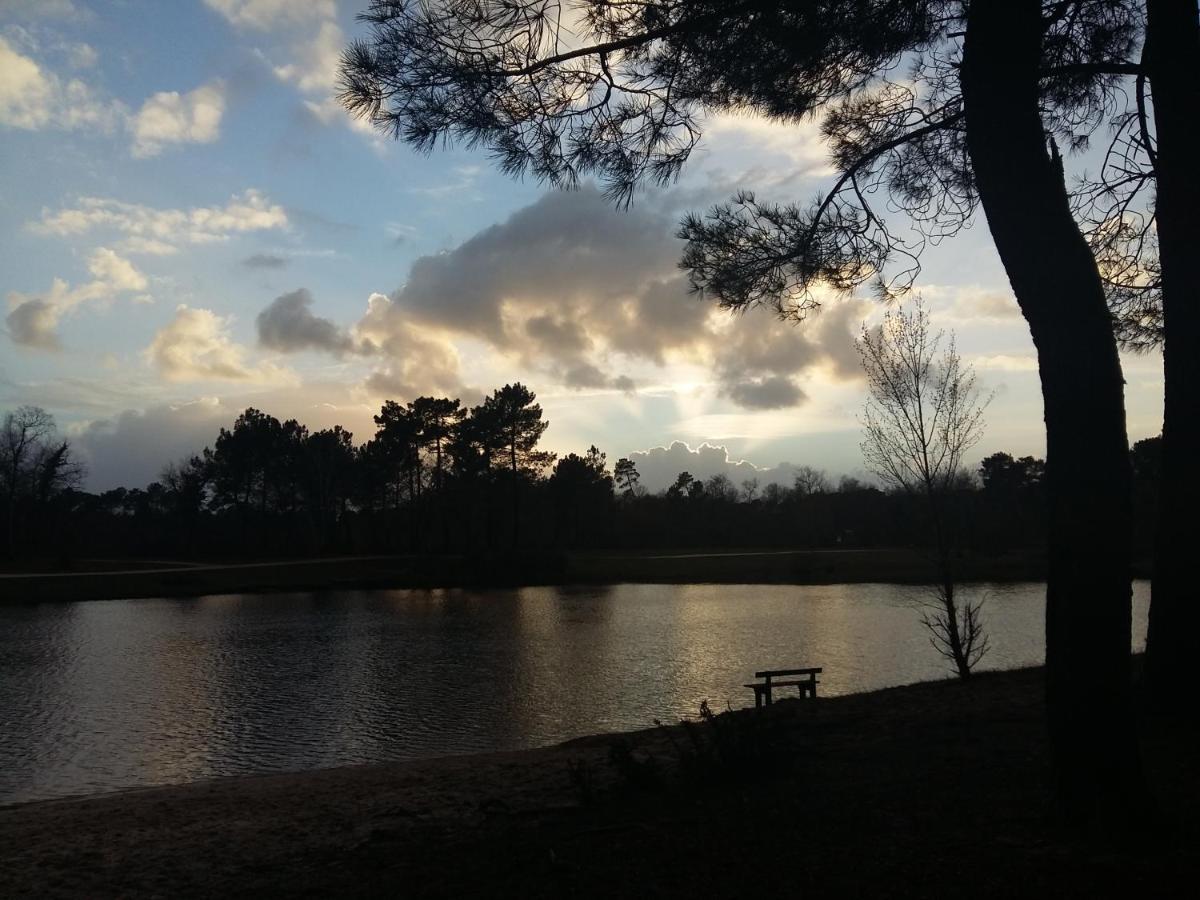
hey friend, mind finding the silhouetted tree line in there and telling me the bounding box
[1,397,1161,564]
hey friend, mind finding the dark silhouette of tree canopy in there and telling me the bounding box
[980,453,1046,495]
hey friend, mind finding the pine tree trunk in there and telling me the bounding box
[1144,0,1200,710]
[962,0,1144,823]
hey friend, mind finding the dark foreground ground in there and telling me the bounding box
[0,665,1193,898]
[0,547,1078,603]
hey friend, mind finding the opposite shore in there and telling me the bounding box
[0,546,1123,604]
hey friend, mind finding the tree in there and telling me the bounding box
[614,457,640,496]
[473,383,555,546]
[407,396,465,493]
[741,477,760,502]
[550,445,614,546]
[340,0,1149,820]
[1141,0,1200,708]
[979,453,1045,495]
[302,427,357,550]
[858,300,990,678]
[705,473,739,503]
[666,471,694,500]
[792,466,830,498]
[1,406,84,558]
[160,455,209,555]
[961,0,1146,819]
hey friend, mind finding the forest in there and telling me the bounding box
[1,387,1161,564]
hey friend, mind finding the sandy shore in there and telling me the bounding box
[1,666,1193,898]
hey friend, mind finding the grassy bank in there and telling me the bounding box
[0,547,1068,603]
[0,665,1192,897]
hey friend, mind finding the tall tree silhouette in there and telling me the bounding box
[614,458,640,496]
[474,383,554,546]
[1140,0,1200,708]
[340,0,1152,820]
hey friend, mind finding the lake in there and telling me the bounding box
[0,581,1150,805]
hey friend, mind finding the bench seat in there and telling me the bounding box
[745,667,821,707]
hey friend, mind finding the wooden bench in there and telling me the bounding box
[744,667,822,707]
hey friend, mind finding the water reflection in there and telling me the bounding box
[0,581,1150,805]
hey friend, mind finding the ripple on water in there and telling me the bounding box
[0,582,1150,804]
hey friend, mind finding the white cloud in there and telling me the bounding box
[626,441,820,494]
[32,189,289,251]
[326,187,863,409]
[0,35,124,132]
[702,112,833,176]
[971,353,1039,372]
[131,80,226,157]
[354,292,466,398]
[5,248,148,349]
[218,1,370,137]
[67,42,98,69]
[204,0,336,31]
[145,304,294,384]
[272,18,342,95]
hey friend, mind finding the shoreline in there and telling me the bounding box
[0,547,1082,603]
[0,664,1191,897]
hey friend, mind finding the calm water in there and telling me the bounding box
[0,581,1149,805]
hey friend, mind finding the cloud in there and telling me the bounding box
[724,375,807,410]
[0,0,87,19]
[67,42,98,69]
[256,288,357,355]
[702,111,833,176]
[920,284,1021,322]
[213,0,370,137]
[5,299,61,350]
[74,399,232,491]
[32,189,289,252]
[349,187,863,408]
[6,248,148,349]
[971,353,1039,372]
[354,293,466,398]
[0,35,124,132]
[146,304,293,383]
[241,252,288,269]
[131,80,226,157]
[204,0,335,30]
[626,441,817,493]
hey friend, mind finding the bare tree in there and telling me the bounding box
[741,477,759,502]
[858,300,990,678]
[1,406,84,558]
[792,466,830,498]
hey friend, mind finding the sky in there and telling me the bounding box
[1,0,1166,493]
